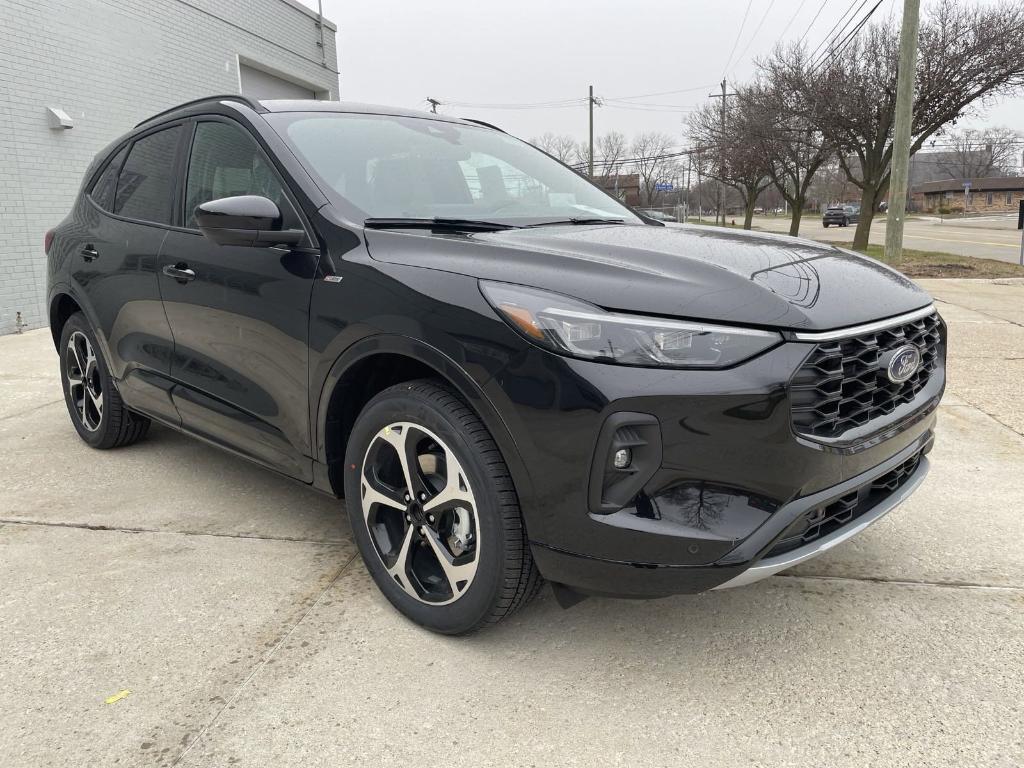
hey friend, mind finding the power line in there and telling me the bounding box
[809,0,887,74]
[721,0,755,76]
[438,97,586,110]
[729,0,779,78]
[781,0,812,40]
[597,84,719,101]
[796,1,830,45]
[807,0,869,62]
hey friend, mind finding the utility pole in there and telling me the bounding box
[696,149,703,223]
[709,79,736,226]
[588,85,596,178]
[685,152,692,223]
[426,98,441,114]
[883,0,921,265]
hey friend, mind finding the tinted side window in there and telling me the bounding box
[89,146,127,211]
[114,126,182,224]
[185,121,300,229]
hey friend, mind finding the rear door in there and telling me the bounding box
[69,125,185,425]
[157,118,319,480]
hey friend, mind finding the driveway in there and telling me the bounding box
[1,279,1022,767]
[752,213,1024,264]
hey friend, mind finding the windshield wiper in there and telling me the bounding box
[364,217,518,232]
[522,217,626,227]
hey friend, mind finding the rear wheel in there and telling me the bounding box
[842,217,849,227]
[58,313,150,449]
[344,379,541,634]
[823,222,829,228]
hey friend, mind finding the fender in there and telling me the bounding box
[313,333,536,512]
[47,282,110,363]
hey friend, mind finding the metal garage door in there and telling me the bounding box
[239,63,316,100]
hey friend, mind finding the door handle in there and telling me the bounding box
[162,263,196,283]
[80,245,99,261]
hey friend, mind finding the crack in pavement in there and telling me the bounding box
[777,572,1023,592]
[934,297,1024,330]
[0,399,63,422]
[170,552,360,767]
[0,517,351,546]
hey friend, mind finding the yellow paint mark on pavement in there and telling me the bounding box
[104,689,131,705]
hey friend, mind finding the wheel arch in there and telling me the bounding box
[315,335,534,507]
[49,291,84,350]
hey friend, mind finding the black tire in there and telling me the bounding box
[842,217,849,227]
[822,222,829,228]
[58,312,150,449]
[344,379,542,634]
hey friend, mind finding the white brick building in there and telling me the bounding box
[0,0,339,335]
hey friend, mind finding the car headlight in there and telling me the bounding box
[480,281,781,368]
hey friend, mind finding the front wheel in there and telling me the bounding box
[344,379,541,634]
[842,218,849,227]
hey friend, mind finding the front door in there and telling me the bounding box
[158,118,319,480]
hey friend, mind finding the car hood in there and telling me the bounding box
[363,223,933,331]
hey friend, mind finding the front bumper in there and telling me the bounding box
[485,326,944,598]
[530,435,932,596]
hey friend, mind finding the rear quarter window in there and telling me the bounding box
[89,146,127,211]
[114,126,183,225]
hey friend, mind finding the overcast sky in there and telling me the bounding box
[303,0,1022,146]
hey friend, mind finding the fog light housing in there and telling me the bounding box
[588,413,662,514]
[613,448,632,469]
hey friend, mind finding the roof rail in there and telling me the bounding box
[134,95,265,128]
[460,118,505,133]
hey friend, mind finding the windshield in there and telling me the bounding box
[267,112,641,226]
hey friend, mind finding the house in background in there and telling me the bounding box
[0,0,339,335]
[911,178,1024,214]
[596,174,642,207]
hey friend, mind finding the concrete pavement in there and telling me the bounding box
[752,213,1024,264]
[1,280,1022,767]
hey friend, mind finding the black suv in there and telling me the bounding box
[822,204,860,227]
[46,97,944,633]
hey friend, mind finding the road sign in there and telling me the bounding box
[655,182,673,192]
[963,181,972,189]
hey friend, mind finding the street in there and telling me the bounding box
[751,214,1024,264]
[1,279,1022,767]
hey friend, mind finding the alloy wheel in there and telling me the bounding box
[360,422,480,605]
[66,331,103,432]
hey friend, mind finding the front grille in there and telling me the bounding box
[791,312,943,438]
[765,451,923,559]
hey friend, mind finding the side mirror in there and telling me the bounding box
[194,195,305,247]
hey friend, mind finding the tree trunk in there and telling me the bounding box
[788,197,804,236]
[743,193,757,229]
[852,186,880,251]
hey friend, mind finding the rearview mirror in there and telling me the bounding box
[194,195,304,247]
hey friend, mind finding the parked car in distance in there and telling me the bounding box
[822,204,860,227]
[46,97,945,633]
[639,208,677,222]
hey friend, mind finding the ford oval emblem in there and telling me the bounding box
[886,344,921,383]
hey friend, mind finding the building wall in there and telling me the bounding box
[913,189,1024,214]
[0,0,339,334]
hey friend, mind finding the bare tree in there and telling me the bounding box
[745,68,834,236]
[629,132,678,206]
[933,127,1022,179]
[688,97,773,229]
[529,132,585,165]
[595,131,628,179]
[766,0,1024,250]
